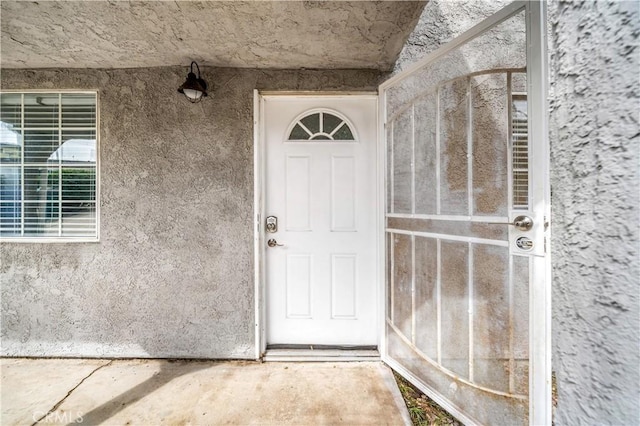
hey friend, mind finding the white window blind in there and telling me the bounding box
[0,92,98,241]
[511,94,529,209]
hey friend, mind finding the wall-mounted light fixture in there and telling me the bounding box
[178,61,208,103]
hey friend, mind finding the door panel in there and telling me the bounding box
[264,96,377,346]
[381,3,550,425]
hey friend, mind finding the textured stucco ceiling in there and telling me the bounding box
[1,1,426,70]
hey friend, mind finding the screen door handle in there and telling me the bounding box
[487,215,533,231]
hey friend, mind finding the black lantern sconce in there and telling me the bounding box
[178,61,208,103]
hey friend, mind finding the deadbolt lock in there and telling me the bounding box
[266,216,278,233]
[516,236,534,250]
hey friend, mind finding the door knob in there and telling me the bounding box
[267,239,284,248]
[487,215,534,231]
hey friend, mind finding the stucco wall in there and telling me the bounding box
[0,67,383,359]
[393,0,511,74]
[548,1,640,424]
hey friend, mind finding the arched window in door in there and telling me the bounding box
[287,110,356,141]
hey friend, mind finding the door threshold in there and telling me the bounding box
[263,346,380,362]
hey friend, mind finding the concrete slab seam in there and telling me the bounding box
[379,362,413,426]
[30,360,113,426]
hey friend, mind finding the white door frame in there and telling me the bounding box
[253,91,384,359]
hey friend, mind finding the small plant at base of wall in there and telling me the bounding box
[393,371,461,426]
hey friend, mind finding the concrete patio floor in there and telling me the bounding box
[0,358,411,426]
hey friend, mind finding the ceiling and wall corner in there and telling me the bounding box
[0,0,426,70]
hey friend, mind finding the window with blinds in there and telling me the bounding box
[0,92,98,240]
[511,94,528,209]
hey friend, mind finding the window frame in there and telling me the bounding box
[0,89,100,243]
[284,108,359,143]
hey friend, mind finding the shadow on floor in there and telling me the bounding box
[64,360,211,425]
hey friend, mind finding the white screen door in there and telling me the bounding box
[264,95,378,346]
[380,2,551,425]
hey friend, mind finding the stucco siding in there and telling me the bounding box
[0,67,383,359]
[548,1,640,424]
[393,0,511,74]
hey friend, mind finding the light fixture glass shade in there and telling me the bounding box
[178,62,208,103]
[181,87,204,102]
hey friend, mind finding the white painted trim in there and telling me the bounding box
[467,242,475,382]
[0,238,99,243]
[436,239,442,364]
[253,89,262,360]
[526,2,552,424]
[95,90,101,242]
[377,90,387,358]
[410,235,416,344]
[386,213,509,222]
[410,104,416,214]
[263,348,380,362]
[0,90,99,94]
[254,91,382,360]
[264,355,380,362]
[258,91,377,97]
[260,94,378,103]
[386,228,509,248]
[436,86,441,215]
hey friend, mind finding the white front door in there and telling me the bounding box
[263,95,377,346]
